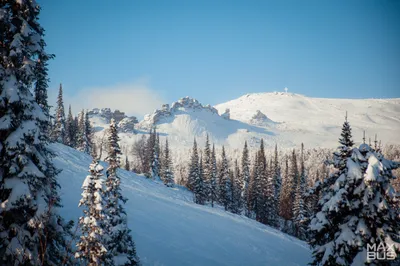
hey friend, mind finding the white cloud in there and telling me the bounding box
[61,80,165,118]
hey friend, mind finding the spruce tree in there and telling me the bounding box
[264,158,278,227]
[209,144,218,207]
[279,156,292,220]
[144,128,156,178]
[230,159,242,214]
[289,149,299,220]
[273,144,282,216]
[65,104,77,147]
[125,156,130,171]
[34,52,54,139]
[151,133,160,180]
[194,155,206,205]
[0,1,72,264]
[241,141,251,217]
[219,146,230,210]
[203,134,212,203]
[76,110,92,154]
[51,83,66,144]
[248,152,259,218]
[293,143,308,240]
[160,138,175,187]
[104,119,139,265]
[187,139,199,193]
[254,139,267,223]
[75,161,108,265]
[309,115,379,265]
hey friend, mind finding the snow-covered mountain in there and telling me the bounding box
[52,143,310,265]
[89,92,400,153]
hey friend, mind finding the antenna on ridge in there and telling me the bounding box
[374,134,378,150]
[284,87,288,93]
[345,111,348,122]
[362,131,366,144]
[369,137,372,146]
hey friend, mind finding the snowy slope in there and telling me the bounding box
[90,93,400,155]
[52,143,311,266]
[215,92,400,148]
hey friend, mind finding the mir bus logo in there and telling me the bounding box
[367,243,397,261]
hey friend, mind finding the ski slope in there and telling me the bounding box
[51,143,311,266]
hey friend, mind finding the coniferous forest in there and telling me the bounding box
[1,1,399,265]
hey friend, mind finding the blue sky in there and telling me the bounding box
[39,0,400,116]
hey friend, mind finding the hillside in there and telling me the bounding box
[215,92,400,148]
[51,143,311,266]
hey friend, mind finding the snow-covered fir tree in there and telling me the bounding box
[104,119,139,265]
[309,116,400,265]
[289,149,299,220]
[293,143,308,240]
[202,135,212,204]
[65,104,77,147]
[264,158,278,227]
[248,152,259,218]
[241,141,251,217]
[76,110,92,154]
[151,133,160,180]
[230,159,242,214]
[75,161,108,265]
[219,146,231,210]
[254,139,267,223]
[143,129,154,177]
[279,156,292,220]
[273,144,282,216]
[194,155,206,205]
[187,138,199,192]
[160,138,175,187]
[0,1,72,264]
[209,144,218,207]
[34,51,54,137]
[125,156,130,171]
[51,83,66,143]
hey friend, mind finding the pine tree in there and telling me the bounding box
[75,161,108,265]
[264,158,278,227]
[219,146,230,210]
[151,132,160,180]
[293,143,308,240]
[76,110,92,154]
[160,138,175,187]
[308,115,390,265]
[203,134,212,203]
[187,138,199,193]
[248,152,259,218]
[194,155,206,205]
[144,128,156,178]
[289,149,299,220]
[104,119,139,265]
[209,144,218,207]
[230,159,242,214]
[273,144,282,216]
[254,139,267,223]
[51,83,66,143]
[0,1,72,264]
[34,52,54,138]
[241,141,251,217]
[125,156,130,171]
[65,104,77,147]
[279,156,292,220]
